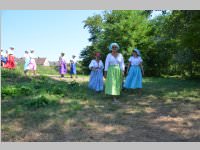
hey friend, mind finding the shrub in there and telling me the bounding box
[19,86,33,96]
[1,86,18,98]
[24,95,57,109]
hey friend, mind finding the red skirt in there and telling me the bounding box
[3,55,16,69]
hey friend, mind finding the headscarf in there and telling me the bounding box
[133,48,141,56]
[109,43,120,51]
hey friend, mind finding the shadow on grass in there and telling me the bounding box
[1,69,200,141]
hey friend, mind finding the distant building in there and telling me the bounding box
[15,57,50,66]
[35,57,50,66]
[15,57,25,64]
[49,61,59,66]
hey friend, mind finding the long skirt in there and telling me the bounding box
[29,59,37,71]
[124,65,142,89]
[105,65,122,95]
[70,64,76,75]
[88,69,103,92]
[59,62,67,74]
[3,55,16,69]
[24,58,30,71]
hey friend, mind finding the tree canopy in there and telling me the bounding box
[80,10,200,78]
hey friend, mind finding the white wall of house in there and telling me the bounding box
[43,59,50,66]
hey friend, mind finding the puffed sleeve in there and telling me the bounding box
[128,57,132,62]
[89,60,94,69]
[104,54,110,71]
[120,54,125,71]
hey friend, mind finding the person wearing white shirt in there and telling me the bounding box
[28,50,37,76]
[59,52,67,78]
[70,55,78,78]
[124,48,144,96]
[24,50,30,76]
[88,52,104,92]
[104,43,125,103]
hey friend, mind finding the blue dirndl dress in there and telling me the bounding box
[124,56,143,89]
[88,60,104,92]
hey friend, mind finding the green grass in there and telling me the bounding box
[15,63,84,76]
[1,67,200,142]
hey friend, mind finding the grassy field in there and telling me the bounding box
[1,66,200,141]
[15,63,85,76]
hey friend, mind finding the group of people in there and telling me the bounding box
[23,50,37,76]
[59,53,77,78]
[1,47,16,69]
[2,44,144,102]
[88,43,144,103]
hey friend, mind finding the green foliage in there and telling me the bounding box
[24,95,57,109]
[19,86,33,96]
[81,10,200,78]
[1,86,18,98]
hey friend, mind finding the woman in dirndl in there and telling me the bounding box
[1,49,8,67]
[88,52,104,92]
[124,48,144,96]
[59,52,67,77]
[24,50,30,76]
[104,43,125,103]
[3,47,16,69]
[29,50,37,76]
[70,55,77,78]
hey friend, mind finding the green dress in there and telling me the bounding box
[104,53,125,96]
[105,65,123,95]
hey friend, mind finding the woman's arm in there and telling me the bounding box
[120,54,125,76]
[127,62,131,74]
[100,60,104,70]
[140,63,144,76]
[89,60,94,70]
[104,54,110,78]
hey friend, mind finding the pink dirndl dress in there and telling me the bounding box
[29,58,37,70]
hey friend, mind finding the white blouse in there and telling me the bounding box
[128,56,143,66]
[89,60,104,70]
[7,49,14,55]
[59,56,66,63]
[24,53,30,59]
[104,53,125,71]
[1,51,7,57]
[71,57,77,64]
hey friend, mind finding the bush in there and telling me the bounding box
[19,86,33,96]
[52,87,63,95]
[24,95,57,109]
[1,86,18,98]
[68,80,80,90]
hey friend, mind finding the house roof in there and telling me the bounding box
[15,57,24,64]
[15,57,48,65]
[35,57,47,65]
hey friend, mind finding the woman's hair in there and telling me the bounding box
[94,52,101,58]
[133,48,140,56]
[132,50,138,56]
[61,53,65,56]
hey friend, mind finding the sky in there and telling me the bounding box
[1,10,104,62]
[1,10,162,62]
